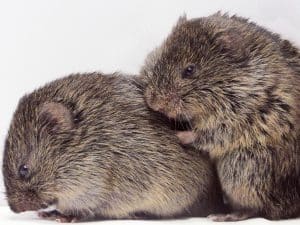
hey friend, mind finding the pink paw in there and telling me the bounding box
[38,210,78,223]
[176,131,196,145]
[208,211,256,222]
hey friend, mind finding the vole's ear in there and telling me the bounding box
[216,28,250,63]
[38,102,73,133]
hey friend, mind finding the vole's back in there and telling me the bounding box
[61,73,221,218]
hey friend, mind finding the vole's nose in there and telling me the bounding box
[9,202,27,213]
[145,89,163,108]
[150,102,164,112]
[9,197,47,213]
[145,89,161,110]
[147,98,166,114]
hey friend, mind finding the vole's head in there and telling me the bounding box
[141,14,274,122]
[3,96,75,213]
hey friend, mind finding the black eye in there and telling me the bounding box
[19,164,30,179]
[182,64,196,78]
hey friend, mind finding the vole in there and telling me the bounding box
[140,12,300,221]
[2,72,223,222]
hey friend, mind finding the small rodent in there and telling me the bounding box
[2,73,223,222]
[140,12,300,221]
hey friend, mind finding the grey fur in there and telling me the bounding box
[140,13,300,221]
[2,73,222,222]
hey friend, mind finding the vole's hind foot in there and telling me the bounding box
[208,210,257,222]
[38,210,78,223]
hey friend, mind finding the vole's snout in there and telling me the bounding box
[9,200,48,213]
[145,87,162,111]
[145,87,181,119]
[8,192,49,213]
[9,201,28,213]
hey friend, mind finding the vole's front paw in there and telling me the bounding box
[38,210,78,223]
[176,131,196,145]
[208,211,256,222]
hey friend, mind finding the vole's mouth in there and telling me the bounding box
[38,204,57,213]
[36,199,57,214]
[160,113,193,131]
[170,118,193,131]
[10,201,50,213]
[151,109,193,133]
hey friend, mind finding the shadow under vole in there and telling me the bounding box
[2,73,223,222]
[140,12,300,221]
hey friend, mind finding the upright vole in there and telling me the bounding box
[140,13,300,221]
[2,73,222,222]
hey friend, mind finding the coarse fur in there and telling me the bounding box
[2,73,223,222]
[140,12,300,221]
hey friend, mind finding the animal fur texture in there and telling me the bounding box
[140,12,300,221]
[2,73,222,222]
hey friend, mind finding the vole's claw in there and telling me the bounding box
[38,210,59,219]
[56,216,77,223]
[38,210,78,223]
[208,211,256,222]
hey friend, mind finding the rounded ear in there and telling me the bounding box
[215,28,250,64]
[38,102,74,133]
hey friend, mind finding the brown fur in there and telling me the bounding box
[2,73,223,222]
[140,12,300,221]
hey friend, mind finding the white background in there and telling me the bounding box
[0,0,299,224]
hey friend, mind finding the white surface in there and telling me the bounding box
[1,206,299,225]
[0,0,300,224]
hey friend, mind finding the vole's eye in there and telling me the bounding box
[182,64,196,78]
[19,164,30,179]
